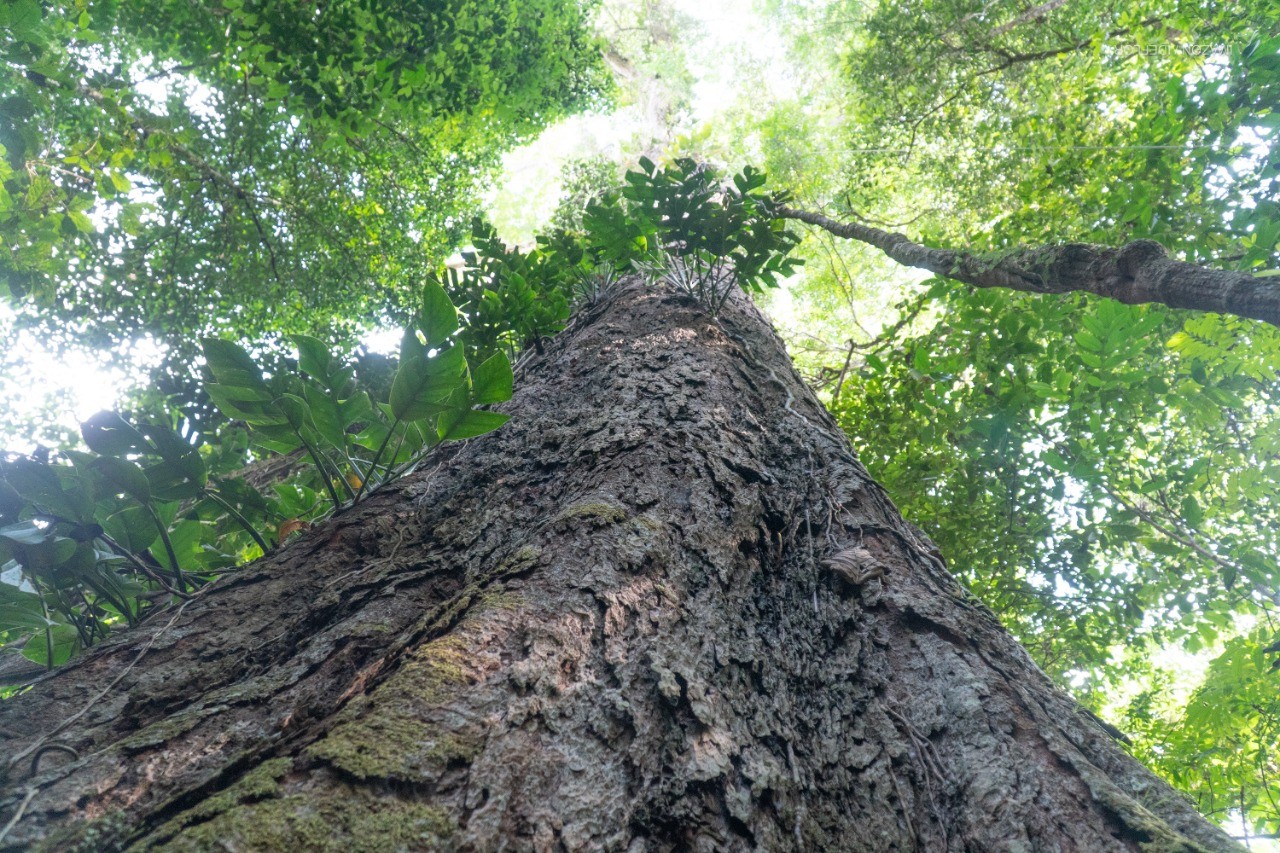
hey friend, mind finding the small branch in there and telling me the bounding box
[131,61,205,86]
[1104,487,1248,581]
[203,489,271,555]
[98,534,187,598]
[831,339,856,404]
[990,0,1070,36]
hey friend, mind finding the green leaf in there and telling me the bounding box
[91,456,151,503]
[339,390,373,432]
[205,385,286,423]
[154,519,204,572]
[15,535,78,571]
[0,522,48,547]
[68,210,93,233]
[388,346,467,422]
[81,411,148,456]
[102,506,160,553]
[418,279,460,347]
[202,338,270,395]
[139,423,208,501]
[301,382,346,450]
[22,622,80,668]
[0,600,54,634]
[291,334,334,383]
[1181,495,1204,530]
[438,410,510,441]
[273,393,313,432]
[471,351,514,404]
[1,458,94,522]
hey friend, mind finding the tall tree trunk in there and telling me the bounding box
[0,280,1236,851]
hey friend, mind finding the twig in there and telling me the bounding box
[0,786,37,845]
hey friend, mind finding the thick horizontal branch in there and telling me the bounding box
[779,206,1280,328]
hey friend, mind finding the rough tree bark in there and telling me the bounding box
[0,279,1238,851]
[781,206,1280,329]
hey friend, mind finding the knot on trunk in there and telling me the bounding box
[1116,239,1168,278]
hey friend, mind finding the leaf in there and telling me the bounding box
[388,346,467,422]
[15,535,78,571]
[418,279,460,347]
[301,383,347,450]
[438,410,510,441]
[273,393,313,432]
[1,458,95,522]
[0,600,54,634]
[339,390,373,432]
[102,506,160,553]
[0,522,49,546]
[291,334,334,382]
[22,622,80,668]
[471,351,514,404]
[139,423,208,501]
[202,338,271,400]
[1181,495,1204,530]
[1076,329,1104,353]
[352,418,392,452]
[81,411,148,456]
[204,385,287,424]
[91,456,152,503]
[154,519,204,572]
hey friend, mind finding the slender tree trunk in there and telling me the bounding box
[0,280,1237,851]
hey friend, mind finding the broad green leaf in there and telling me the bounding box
[91,456,151,503]
[273,393,313,432]
[438,410,510,441]
[0,598,53,634]
[81,411,148,456]
[301,382,346,450]
[291,334,334,382]
[0,522,48,547]
[1,458,95,523]
[139,424,207,501]
[15,535,78,571]
[202,338,270,395]
[22,622,80,668]
[388,346,467,422]
[471,351,514,404]
[102,506,161,554]
[339,390,373,432]
[418,279,460,347]
[1181,496,1204,530]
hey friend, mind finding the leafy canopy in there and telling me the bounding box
[0,0,604,439]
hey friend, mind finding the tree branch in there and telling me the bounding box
[778,206,1280,327]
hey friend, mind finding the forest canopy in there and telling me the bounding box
[1,0,1278,842]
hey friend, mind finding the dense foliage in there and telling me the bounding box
[1,0,604,440]
[786,0,1280,836]
[1,280,513,667]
